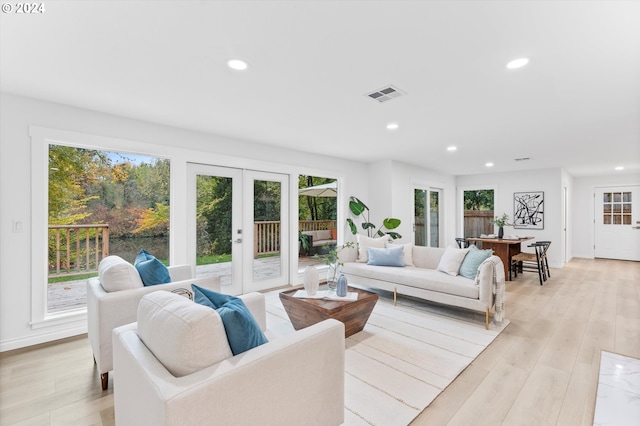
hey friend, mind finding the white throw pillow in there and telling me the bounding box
[357,234,389,263]
[98,255,144,292]
[436,246,470,276]
[386,242,415,267]
[137,291,233,377]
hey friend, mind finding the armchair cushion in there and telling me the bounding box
[99,255,143,292]
[138,291,232,377]
[134,249,171,286]
[192,285,268,355]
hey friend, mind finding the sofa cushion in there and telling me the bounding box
[137,291,233,378]
[134,249,171,286]
[98,255,144,292]
[357,234,389,263]
[316,230,332,240]
[436,246,469,276]
[387,242,415,267]
[367,246,404,267]
[459,245,493,279]
[192,285,268,355]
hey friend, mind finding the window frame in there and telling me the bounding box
[29,126,172,328]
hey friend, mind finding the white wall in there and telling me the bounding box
[0,93,370,351]
[456,169,565,268]
[573,173,640,259]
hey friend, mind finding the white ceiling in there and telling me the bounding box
[2,1,639,176]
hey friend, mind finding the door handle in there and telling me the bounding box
[230,238,243,243]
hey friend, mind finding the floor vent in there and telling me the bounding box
[366,85,406,103]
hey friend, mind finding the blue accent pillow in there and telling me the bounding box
[459,245,493,279]
[367,246,405,267]
[134,249,171,286]
[192,284,268,355]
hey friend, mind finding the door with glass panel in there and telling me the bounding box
[188,164,244,295]
[595,186,640,261]
[188,164,289,295]
[414,187,442,247]
[243,170,289,293]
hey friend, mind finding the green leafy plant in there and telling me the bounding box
[313,242,355,284]
[491,213,512,227]
[346,197,402,239]
[298,230,311,255]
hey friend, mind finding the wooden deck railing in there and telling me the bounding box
[48,224,109,278]
[253,220,337,258]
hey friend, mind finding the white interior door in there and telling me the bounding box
[594,185,640,261]
[243,170,289,293]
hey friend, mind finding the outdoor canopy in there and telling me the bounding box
[298,181,337,197]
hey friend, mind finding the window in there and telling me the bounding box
[31,126,171,327]
[462,189,494,237]
[603,192,632,225]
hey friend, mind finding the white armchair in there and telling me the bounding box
[87,255,220,390]
[112,291,345,426]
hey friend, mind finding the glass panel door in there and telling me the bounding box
[414,187,441,247]
[188,164,243,295]
[244,170,289,292]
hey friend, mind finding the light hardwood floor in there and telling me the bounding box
[0,258,638,425]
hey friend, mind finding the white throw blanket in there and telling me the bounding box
[475,257,506,323]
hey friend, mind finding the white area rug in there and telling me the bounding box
[265,288,509,426]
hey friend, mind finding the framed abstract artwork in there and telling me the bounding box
[513,191,544,229]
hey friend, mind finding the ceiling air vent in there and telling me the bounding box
[366,85,406,103]
[514,157,531,162]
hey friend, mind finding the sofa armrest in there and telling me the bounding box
[336,244,357,263]
[238,292,266,332]
[113,319,345,426]
[88,275,221,375]
[476,255,504,308]
[167,264,193,282]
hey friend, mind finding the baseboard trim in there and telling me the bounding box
[0,324,87,352]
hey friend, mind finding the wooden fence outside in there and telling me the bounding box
[463,210,494,238]
[48,224,109,278]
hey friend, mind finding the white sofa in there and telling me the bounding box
[87,256,220,390]
[338,244,505,329]
[113,290,345,426]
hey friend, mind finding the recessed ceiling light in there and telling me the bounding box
[386,123,399,130]
[615,166,624,171]
[447,146,457,151]
[506,58,529,69]
[227,59,248,71]
[485,162,494,167]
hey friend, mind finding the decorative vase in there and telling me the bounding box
[303,265,319,296]
[498,226,504,239]
[336,273,348,297]
[327,263,340,290]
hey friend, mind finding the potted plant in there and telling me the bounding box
[298,230,311,256]
[346,197,402,240]
[491,213,512,239]
[314,242,354,289]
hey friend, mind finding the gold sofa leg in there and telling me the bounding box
[485,308,490,330]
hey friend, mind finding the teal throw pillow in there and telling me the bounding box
[134,249,171,286]
[459,245,493,279]
[192,284,268,355]
[367,246,405,267]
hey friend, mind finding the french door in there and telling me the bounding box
[414,187,442,247]
[594,185,640,261]
[187,164,289,295]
